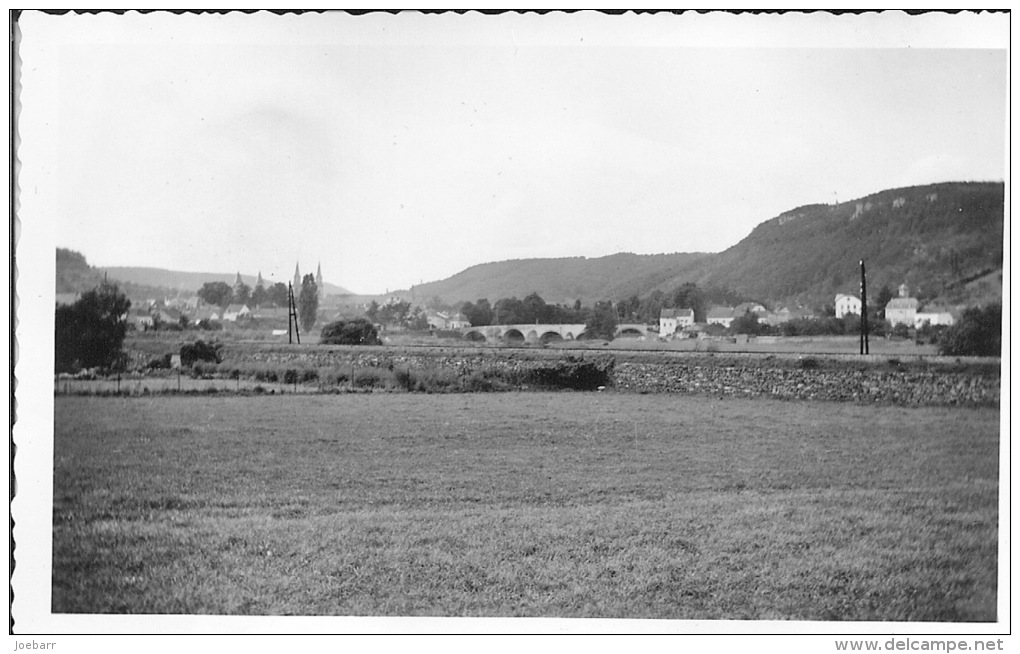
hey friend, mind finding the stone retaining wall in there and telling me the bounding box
[221,346,999,408]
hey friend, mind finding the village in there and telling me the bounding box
[69,256,959,346]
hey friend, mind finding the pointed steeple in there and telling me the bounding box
[316,262,323,288]
[234,271,243,286]
[293,262,301,290]
[256,271,264,288]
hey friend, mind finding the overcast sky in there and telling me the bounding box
[18,11,1008,295]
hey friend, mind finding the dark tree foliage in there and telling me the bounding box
[364,300,380,322]
[377,299,411,327]
[729,310,766,336]
[180,340,222,367]
[320,318,381,345]
[197,281,233,307]
[585,300,618,340]
[525,356,615,390]
[939,304,1001,357]
[461,298,493,327]
[233,282,252,306]
[670,282,707,323]
[873,284,894,319]
[266,282,289,307]
[298,274,319,332]
[250,284,268,308]
[54,282,131,373]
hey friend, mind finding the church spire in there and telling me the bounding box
[256,271,264,288]
[293,262,301,290]
[316,262,323,289]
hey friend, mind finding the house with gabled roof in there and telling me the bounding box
[222,304,251,322]
[914,307,956,329]
[834,294,862,319]
[886,283,919,327]
[706,306,736,328]
[193,307,221,324]
[659,308,694,337]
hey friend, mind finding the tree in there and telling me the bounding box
[378,299,411,327]
[873,284,894,319]
[197,281,232,307]
[233,282,252,307]
[250,284,267,308]
[464,298,493,326]
[585,300,618,340]
[54,281,131,373]
[938,304,1001,357]
[365,300,380,323]
[298,273,318,332]
[522,292,551,323]
[494,297,524,325]
[730,310,765,336]
[408,307,430,331]
[266,282,289,307]
[671,282,707,323]
[320,318,381,345]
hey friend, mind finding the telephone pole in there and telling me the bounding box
[288,282,301,345]
[860,260,869,355]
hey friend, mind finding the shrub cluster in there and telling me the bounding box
[524,356,615,391]
[320,319,381,346]
[180,340,222,367]
[939,304,1001,357]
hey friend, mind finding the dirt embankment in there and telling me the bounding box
[220,344,999,408]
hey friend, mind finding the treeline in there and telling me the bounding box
[457,283,749,327]
[197,280,290,308]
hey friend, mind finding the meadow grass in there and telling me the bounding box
[52,393,999,620]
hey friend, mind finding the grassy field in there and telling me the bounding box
[52,393,999,621]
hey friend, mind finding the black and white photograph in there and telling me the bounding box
[10,8,1008,646]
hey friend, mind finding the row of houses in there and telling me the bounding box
[426,310,471,330]
[835,283,956,329]
[127,303,290,330]
[659,302,819,336]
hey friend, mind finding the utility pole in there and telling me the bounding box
[860,259,869,355]
[288,282,301,345]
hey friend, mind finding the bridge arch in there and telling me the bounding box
[463,330,487,342]
[540,331,564,343]
[503,329,525,343]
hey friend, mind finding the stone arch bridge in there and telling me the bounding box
[460,323,653,343]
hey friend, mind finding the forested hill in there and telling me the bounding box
[684,181,1004,307]
[410,252,712,308]
[411,181,1003,309]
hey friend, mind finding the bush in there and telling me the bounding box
[939,304,1001,357]
[320,319,382,346]
[301,369,319,383]
[525,356,615,391]
[180,340,222,367]
[353,368,388,388]
[283,369,299,385]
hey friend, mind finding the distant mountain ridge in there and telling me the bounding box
[94,267,350,298]
[58,181,1003,312]
[411,181,1003,309]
